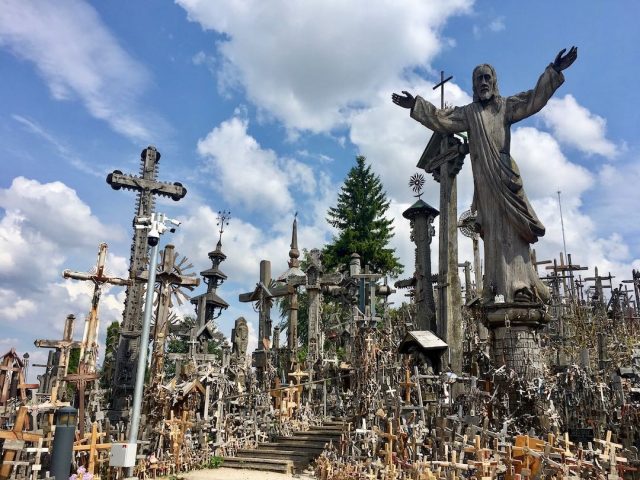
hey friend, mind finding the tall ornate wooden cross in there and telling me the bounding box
[63,243,130,372]
[418,69,467,374]
[107,146,187,412]
[146,244,200,382]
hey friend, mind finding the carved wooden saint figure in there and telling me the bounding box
[231,316,249,363]
[393,47,577,304]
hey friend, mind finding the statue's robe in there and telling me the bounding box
[410,65,564,303]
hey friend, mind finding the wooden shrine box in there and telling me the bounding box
[398,330,448,374]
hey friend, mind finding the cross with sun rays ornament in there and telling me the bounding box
[409,173,426,199]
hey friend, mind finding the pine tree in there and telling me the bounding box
[324,156,402,276]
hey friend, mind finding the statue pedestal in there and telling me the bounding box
[483,302,549,381]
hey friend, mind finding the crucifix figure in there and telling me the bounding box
[393,47,578,306]
[63,243,130,372]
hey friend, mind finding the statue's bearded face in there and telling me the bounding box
[473,65,497,102]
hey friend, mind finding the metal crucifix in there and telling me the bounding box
[433,70,453,109]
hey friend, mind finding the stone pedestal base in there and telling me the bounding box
[484,303,549,381]
[491,325,543,381]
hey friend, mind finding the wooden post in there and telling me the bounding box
[437,156,463,374]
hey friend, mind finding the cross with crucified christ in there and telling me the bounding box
[63,243,130,372]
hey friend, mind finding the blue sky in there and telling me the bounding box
[1,0,638,378]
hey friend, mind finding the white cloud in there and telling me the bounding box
[350,77,473,205]
[177,0,473,133]
[0,177,127,374]
[0,177,116,252]
[0,0,164,141]
[511,127,594,202]
[489,17,505,32]
[197,116,319,215]
[0,289,36,321]
[540,94,619,158]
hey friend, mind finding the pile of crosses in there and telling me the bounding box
[2,146,640,480]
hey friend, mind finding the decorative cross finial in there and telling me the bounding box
[216,210,231,244]
[409,173,426,199]
[433,70,453,109]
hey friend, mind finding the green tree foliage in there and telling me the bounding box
[323,156,403,277]
[67,347,80,374]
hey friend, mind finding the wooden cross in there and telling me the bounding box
[288,363,308,406]
[64,361,99,436]
[163,410,193,470]
[513,435,544,479]
[375,420,397,467]
[73,422,111,476]
[418,69,466,374]
[34,314,82,397]
[26,437,48,480]
[304,252,342,363]
[0,406,42,480]
[107,146,187,403]
[63,242,130,371]
[270,377,283,410]
[399,368,416,403]
[0,349,27,408]
[595,430,626,471]
[145,244,199,382]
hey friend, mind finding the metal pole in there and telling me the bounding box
[557,190,568,262]
[128,240,159,445]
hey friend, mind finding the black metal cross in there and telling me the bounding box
[432,70,453,109]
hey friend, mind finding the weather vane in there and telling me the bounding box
[409,173,426,199]
[216,210,231,243]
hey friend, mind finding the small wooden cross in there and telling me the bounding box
[399,368,416,403]
[63,361,99,436]
[0,406,42,480]
[432,70,454,109]
[375,420,397,467]
[270,377,283,410]
[73,422,111,476]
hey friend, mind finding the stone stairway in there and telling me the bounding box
[222,419,347,474]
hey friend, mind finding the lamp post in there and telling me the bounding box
[115,212,181,473]
[50,406,77,480]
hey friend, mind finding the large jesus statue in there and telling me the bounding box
[393,47,577,305]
